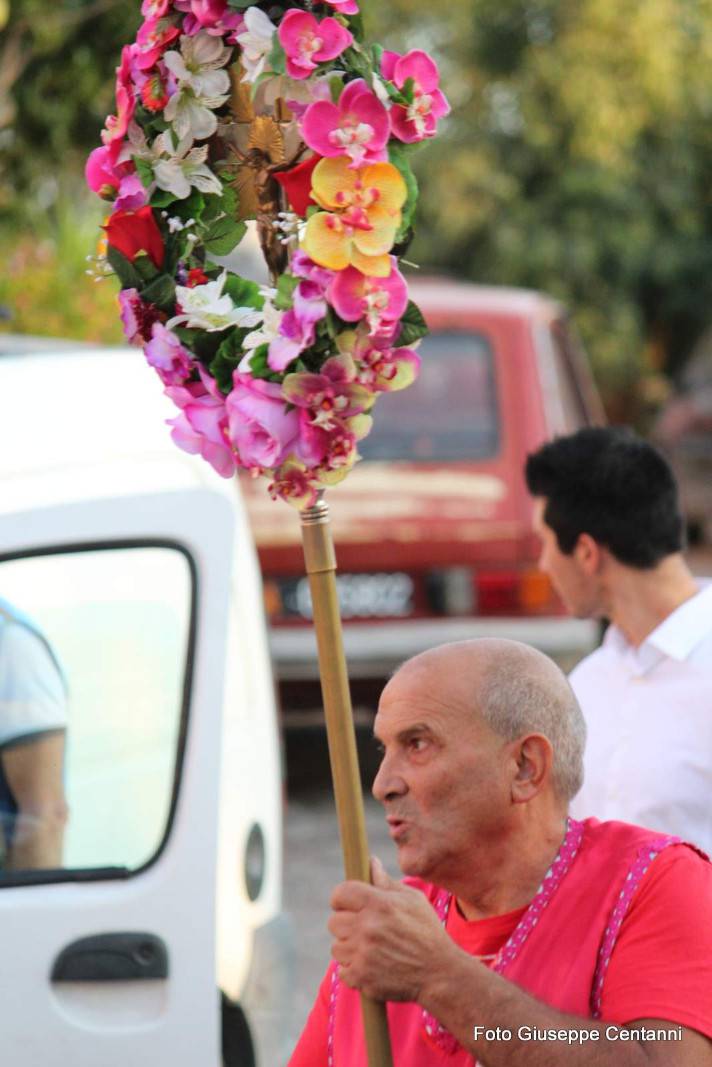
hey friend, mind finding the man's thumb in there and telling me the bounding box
[370,855,394,889]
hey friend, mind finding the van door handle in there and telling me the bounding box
[51,932,168,982]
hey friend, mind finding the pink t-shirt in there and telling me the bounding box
[288,846,712,1066]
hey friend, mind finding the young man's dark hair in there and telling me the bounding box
[524,427,684,568]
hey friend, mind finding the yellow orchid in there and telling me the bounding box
[301,157,406,277]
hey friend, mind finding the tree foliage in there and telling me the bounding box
[367,0,712,410]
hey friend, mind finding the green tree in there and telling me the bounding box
[367,0,712,413]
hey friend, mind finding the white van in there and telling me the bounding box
[0,340,292,1066]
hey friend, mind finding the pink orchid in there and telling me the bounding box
[268,460,320,509]
[381,49,450,143]
[301,78,390,167]
[290,251,335,292]
[298,412,370,471]
[166,372,236,478]
[141,0,171,16]
[115,173,149,211]
[226,373,301,469]
[359,344,420,392]
[278,10,353,81]
[340,328,421,393]
[321,0,359,14]
[267,278,328,372]
[329,257,408,331]
[134,17,181,72]
[144,322,194,385]
[85,143,125,197]
[102,46,136,145]
[281,355,372,431]
[174,0,244,39]
[118,288,165,345]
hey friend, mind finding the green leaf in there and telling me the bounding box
[400,77,415,105]
[388,142,419,242]
[346,13,365,42]
[133,156,155,190]
[209,329,244,393]
[240,343,274,380]
[267,36,286,76]
[106,245,143,290]
[306,204,321,219]
[132,251,160,283]
[219,184,237,217]
[341,46,372,82]
[395,300,429,347]
[150,188,180,210]
[203,216,247,256]
[223,273,264,309]
[274,272,299,311]
[139,273,176,311]
[173,189,206,224]
[227,0,256,8]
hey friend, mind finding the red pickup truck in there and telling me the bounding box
[240,276,605,716]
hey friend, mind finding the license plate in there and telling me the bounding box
[278,573,414,620]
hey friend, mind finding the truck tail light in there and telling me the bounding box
[263,579,282,620]
[476,569,556,615]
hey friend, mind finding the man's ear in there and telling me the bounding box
[510,734,553,804]
[573,532,603,576]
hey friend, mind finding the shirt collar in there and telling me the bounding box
[604,579,712,664]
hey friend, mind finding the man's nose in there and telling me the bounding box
[372,754,407,803]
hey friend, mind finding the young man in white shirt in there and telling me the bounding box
[525,427,712,855]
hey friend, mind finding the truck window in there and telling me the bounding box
[358,331,499,462]
[0,544,193,882]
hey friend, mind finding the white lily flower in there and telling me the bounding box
[118,120,160,165]
[236,7,277,83]
[164,32,232,97]
[164,31,231,140]
[152,135,223,199]
[167,273,263,332]
[241,298,284,353]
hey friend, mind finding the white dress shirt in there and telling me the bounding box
[569,581,712,856]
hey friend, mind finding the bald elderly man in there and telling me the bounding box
[289,639,712,1067]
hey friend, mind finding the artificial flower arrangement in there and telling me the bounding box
[87,0,449,508]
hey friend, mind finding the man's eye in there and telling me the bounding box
[408,736,427,753]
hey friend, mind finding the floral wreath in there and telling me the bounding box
[87,0,449,508]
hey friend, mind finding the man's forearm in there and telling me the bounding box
[6,808,66,870]
[421,944,653,1067]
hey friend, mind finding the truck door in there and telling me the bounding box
[0,488,233,1066]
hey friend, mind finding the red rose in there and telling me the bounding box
[105,206,165,268]
[274,154,322,217]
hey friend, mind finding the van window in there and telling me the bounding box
[0,544,192,882]
[358,331,499,462]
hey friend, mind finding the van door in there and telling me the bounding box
[0,488,233,1067]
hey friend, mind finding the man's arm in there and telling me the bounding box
[2,732,68,870]
[329,861,712,1067]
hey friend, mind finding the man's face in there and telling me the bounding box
[372,660,512,886]
[532,498,603,619]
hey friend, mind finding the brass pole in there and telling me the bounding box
[301,493,394,1067]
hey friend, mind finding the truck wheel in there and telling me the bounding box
[221,991,256,1067]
